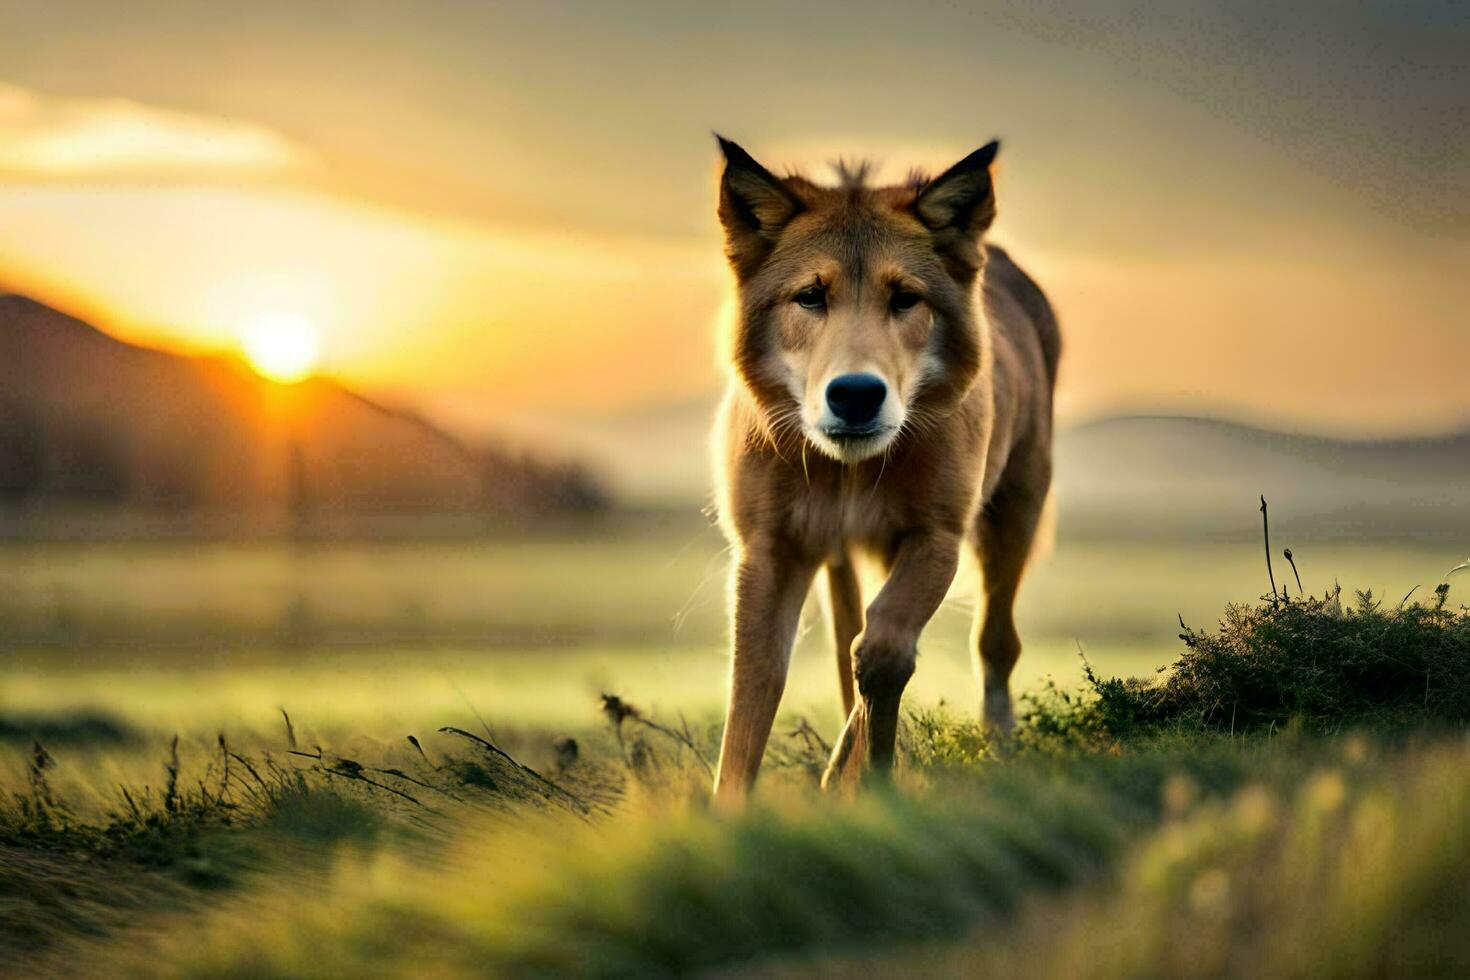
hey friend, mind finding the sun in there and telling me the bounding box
[240,312,321,384]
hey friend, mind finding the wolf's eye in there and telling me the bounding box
[891,290,922,314]
[793,285,827,311]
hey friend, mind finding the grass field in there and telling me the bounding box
[2,516,1461,731]
[2,520,1467,976]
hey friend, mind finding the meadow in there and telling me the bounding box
[2,516,1468,976]
[2,514,1460,730]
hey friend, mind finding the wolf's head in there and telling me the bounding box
[716,137,997,464]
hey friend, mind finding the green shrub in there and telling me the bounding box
[1061,583,1470,739]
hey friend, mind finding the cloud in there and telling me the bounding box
[0,82,318,178]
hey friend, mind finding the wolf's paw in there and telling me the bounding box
[983,686,1015,734]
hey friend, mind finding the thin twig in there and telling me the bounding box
[319,765,429,809]
[635,715,715,780]
[437,726,590,815]
[217,734,232,803]
[120,785,143,823]
[1284,548,1304,595]
[1260,496,1278,603]
[373,767,463,802]
[227,751,269,793]
[600,695,715,779]
[790,717,832,757]
[406,735,434,767]
[441,674,498,745]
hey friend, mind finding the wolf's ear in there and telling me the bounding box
[914,140,999,241]
[717,135,801,277]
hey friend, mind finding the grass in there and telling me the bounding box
[0,707,597,970]
[795,736,1470,978]
[0,742,384,968]
[26,723,1467,978]
[1,536,1467,976]
[1015,740,1470,978]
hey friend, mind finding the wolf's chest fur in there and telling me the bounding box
[783,466,907,559]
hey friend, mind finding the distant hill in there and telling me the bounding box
[0,294,604,529]
[1055,415,1470,540]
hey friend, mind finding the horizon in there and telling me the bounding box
[8,284,1470,451]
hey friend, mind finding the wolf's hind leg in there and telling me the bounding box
[825,550,863,719]
[974,464,1050,732]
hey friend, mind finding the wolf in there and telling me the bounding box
[709,137,1061,803]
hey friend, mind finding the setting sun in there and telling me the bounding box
[241,312,320,383]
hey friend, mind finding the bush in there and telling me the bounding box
[1066,583,1470,738]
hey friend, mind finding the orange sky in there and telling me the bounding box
[1,3,1466,438]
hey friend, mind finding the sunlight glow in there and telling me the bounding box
[241,312,321,383]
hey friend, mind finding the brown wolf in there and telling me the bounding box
[709,137,1061,803]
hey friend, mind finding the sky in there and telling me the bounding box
[0,0,1466,439]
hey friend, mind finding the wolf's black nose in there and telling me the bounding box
[825,373,887,427]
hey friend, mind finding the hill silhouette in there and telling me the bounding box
[0,294,603,529]
[1056,414,1470,539]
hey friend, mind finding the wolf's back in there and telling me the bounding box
[983,243,1061,389]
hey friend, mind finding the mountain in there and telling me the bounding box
[1054,415,1470,540]
[0,294,603,528]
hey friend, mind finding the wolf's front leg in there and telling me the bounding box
[713,543,819,806]
[823,528,962,788]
